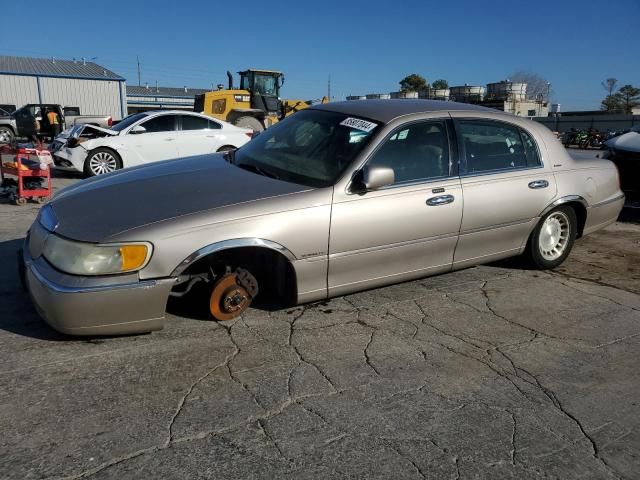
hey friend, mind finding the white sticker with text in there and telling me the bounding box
[339,117,378,132]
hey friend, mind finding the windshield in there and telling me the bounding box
[254,74,278,96]
[232,109,380,188]
[110,113,148,132]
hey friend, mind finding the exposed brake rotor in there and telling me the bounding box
[209,269,258,321]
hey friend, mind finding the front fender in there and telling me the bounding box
[170,238,297,276]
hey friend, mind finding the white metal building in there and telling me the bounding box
[0,55,126,120]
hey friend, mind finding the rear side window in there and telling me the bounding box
[458,120,541,174]
[181,115,210,130]
[181,115,222,130]
[368,120,450,184]
[141,115,176,133]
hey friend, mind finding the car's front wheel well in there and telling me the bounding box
[178,246,298,310]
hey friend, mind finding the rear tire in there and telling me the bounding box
[233,116,264,132]
[0,126,14,144]
[526,206,577,269]
[83,148,122,177]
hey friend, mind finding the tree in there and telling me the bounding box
[615,85,640,114]
[508,71,551,100]
[601,94,622,112]
[399,74,429,92]
[431,79,449,90]
[601,78,618,96]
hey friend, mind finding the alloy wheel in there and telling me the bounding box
[89,151,118,175]
[538,211,570,261]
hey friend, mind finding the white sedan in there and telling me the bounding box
[51,110,253,176]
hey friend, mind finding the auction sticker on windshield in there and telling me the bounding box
[340,117,378,132]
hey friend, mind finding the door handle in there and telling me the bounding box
[164,138,175,142]
[426,194,454,206]
[528,180,549,189]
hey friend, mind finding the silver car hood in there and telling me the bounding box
[50,154,311,242]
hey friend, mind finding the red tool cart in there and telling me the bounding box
[0,145,52,205]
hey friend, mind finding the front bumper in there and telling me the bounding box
[52,146,87,173]
[22,242,176,336]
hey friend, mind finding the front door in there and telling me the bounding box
[125,114,179,166]
[451,116,557,268]
[328,119,463,296]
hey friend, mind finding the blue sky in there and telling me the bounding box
[3,0,639,110]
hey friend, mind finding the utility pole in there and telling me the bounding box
[137,56,141,87]
[328,74,331,101]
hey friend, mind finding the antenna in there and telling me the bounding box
[328,74,331,100]
[137,56,141,87]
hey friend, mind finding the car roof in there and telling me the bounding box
[143,110,203,116]
[310,99,498,123]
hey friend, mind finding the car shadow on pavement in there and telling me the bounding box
[0,238,72,341]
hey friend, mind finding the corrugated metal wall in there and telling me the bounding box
[40,78,122,118]
[0,74,125,119]
[0,75,39,106]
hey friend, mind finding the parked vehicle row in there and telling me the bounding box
[50,110,253,176]
[0,104,113,144]
[21,100,624,336]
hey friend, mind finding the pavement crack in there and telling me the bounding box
[514,365,621,479]
[166,343,238,446]
[288,306,339,392]
[550,269,639,296]
[363,328,381,376]
[257,419,289,462]
[386,443,427,480]
[480,281,574,343]
[507,409,517,466]
[453,456,461,480]
[224,323,267,412]
[414,300,488,350]
[595,332,640,349]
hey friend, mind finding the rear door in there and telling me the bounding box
[124,113,179,166]
[176,114,224,157]
[451,115,557,268]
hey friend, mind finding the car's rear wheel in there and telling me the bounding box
[84,148,122,177]
[527,205,577,269]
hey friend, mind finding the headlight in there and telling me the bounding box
[43,234,151,275]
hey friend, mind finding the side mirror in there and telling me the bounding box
[130,125,146,134]
[361,165,395,191]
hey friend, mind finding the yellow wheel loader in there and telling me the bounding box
[194,69,328,131]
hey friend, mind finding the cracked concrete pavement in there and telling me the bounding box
[0,170,639,479]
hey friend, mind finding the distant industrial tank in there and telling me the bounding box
[450,84,485,102]
[430,89,450,100]
[365,93,391,99]
[390,91,419,99]
[486,80,528,101]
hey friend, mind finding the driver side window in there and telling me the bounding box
[368,120,450,184]
[140,115,177,133]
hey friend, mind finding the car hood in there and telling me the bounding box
[49,154,311,242]
[55,124,118,142]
